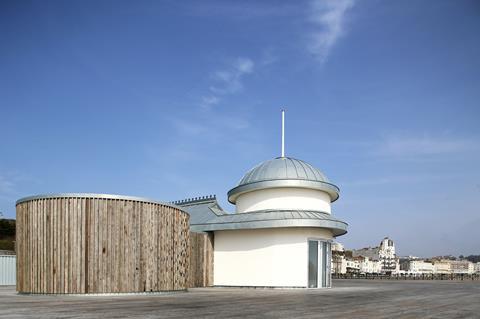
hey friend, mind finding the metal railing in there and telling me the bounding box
[333,273,480,281]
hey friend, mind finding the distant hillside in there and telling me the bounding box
[462,255,480,263]
[0,218,15,251]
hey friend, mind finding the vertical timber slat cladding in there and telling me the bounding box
[188,232,214,288]
[15,194,190,294]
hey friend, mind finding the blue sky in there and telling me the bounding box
[1,0,479,257]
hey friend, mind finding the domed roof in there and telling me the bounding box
[228,157,339,204]
[238,157,330,185]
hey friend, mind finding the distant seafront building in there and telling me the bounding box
[449,260,475,274]
[332,243,382,275]
[400,258,476,275]
[432,259,452,274]
[352,237,399,275]
[400,258,434,275]
[356,256,382,274]
[331,242,347,274]
[332,237,399,275]
[335,238,478,276]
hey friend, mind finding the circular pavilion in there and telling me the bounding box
[198,156,347,288]
[16,193,189,294]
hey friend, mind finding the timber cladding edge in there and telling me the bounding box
[16,195,190,294]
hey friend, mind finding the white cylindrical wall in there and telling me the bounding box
[213,227,333,287]
[235,187,332,214]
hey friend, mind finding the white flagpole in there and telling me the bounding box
[281,109,285,157]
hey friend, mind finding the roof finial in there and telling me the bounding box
[281,109,285,158]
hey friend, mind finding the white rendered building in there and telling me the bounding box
[433,260,452,274]
[450,260,474,274]
[406,259,435,275]
[183,157,348,288]
[332,242,347,274]
[353,237,399,274]
[332,255,347,274]
[332,242,345,252]
[356,256,382,274]
[346,259,360,273]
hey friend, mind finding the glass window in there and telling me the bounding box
[308,241,318,288]
[321,241,328,287]
[308,240,332,288]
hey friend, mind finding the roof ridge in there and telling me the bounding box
[171,195,216,206]
[223,209,331,215]
[190,209,348,236]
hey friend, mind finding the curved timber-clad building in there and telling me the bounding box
[16,194,190,294]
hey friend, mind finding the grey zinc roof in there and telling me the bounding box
[174,195,348,237]
[190,209,348,237]
[16,193,183,210]
[238,157,330,185]
[228,157,340,204]
[173,196,227,225]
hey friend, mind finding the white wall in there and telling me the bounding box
[235,188,332,214]
[408,260,434,274]
[0,255,16,286]
[214,227,333,287]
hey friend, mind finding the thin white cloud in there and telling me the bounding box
[169,113,250,138]
[170,118,208,136]
[210,57,254,94]
[201,57,254,110]
[260,48,279,66]
[0,172,35,204]
[187,2,300,19]
[307,0,355,63]
[200,95,220,110]
[0,175,14,194]
[342,175,427,187]
[340,172,469,188]
[380,135,478,157]
[145,112,253,169]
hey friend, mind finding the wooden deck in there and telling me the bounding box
[1,279,479,318]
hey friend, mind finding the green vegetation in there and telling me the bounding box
[461,255,480,263]
[0,218,15,251]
